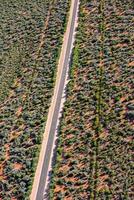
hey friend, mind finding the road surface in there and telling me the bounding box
[30,0,79,199]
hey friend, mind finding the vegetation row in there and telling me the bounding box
[0,0,70,199]
[50,0,134,199]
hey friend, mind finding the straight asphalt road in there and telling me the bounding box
[31,0,79,199]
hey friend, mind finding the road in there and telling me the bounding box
[30,0,79,199]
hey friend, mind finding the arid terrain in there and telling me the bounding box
[0,0,133,200]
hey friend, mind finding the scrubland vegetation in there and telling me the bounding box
[50,0,134,199]
[0,0,70,199]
